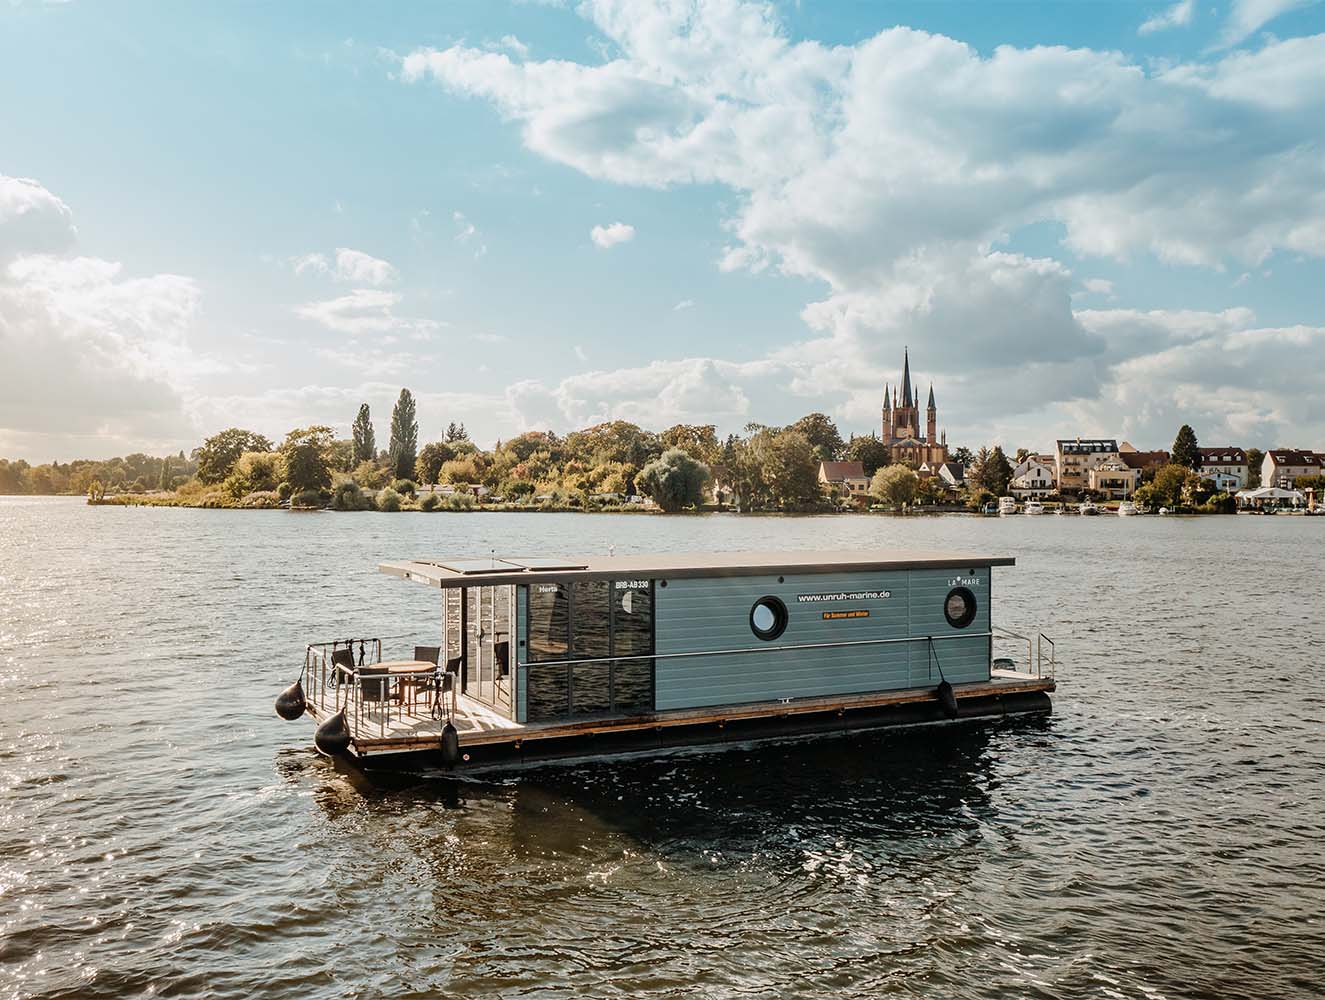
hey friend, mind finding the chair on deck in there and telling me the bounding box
[401,646,441,712]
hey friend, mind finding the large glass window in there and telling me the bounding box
[611,581,653,714]
[523,579,654,721]
[527,583,569,661]
[571,580,611,659]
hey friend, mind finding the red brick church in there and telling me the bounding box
[881,348,949,468]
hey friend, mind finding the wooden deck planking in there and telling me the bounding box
[325,674,1054,756]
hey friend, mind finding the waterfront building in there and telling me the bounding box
[1198,447,1248,489]
[881,348,948,468]
[1086,457,1139,499]
[1118,443,1170,477]
[1261,449,1325,488]
[1054,438,1122,495]
[817,460,870,506]
[1010,456,1056,498]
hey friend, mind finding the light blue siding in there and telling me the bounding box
[654,567,992,711]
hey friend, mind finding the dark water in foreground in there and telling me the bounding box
[1,498,1322,999]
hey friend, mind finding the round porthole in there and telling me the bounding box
[750,596,788,640]
[944,587,977,629]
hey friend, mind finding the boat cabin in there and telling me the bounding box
[284,549,1056,770]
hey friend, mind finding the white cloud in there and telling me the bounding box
[1217,0,1313,48]
[1081,278,1115,298]
[498,35,530,58]
[452,210,488,256]
[673,298,694,310]
[291,247,397,285]
[398,0,1325,448]
[590,221,635,248]
[1139,0,1194,35]
[294,288,437,336]
[332,247,397,285]
[506,356,788,431]
[0,174,77,262]
[0,177,203,458]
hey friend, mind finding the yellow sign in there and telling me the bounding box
[822,609,870,621]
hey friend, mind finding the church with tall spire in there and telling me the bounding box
[880,347,948,468]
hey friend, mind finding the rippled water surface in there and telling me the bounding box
[2,498,1322,999]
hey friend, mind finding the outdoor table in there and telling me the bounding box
[377,660,438,710]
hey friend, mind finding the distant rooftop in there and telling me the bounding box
[381,549,1015,589]
[1057,438,1119,455]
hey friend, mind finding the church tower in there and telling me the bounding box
[927,383,937,443]
[882,384,892,441]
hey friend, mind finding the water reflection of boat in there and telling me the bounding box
[275,550,1058,773]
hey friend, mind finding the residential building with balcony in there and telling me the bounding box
[1198,447,1248,489]
[1086,458,1139,499]
[1262,449,1325,488]
[1055,438,1122,495]
[1010,456,1055,498]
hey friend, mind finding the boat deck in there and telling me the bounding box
[307,672,1055,759]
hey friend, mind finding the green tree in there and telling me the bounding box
[281,426,334,493]
[844,435,890,477]
[950,446,975,467]
[224,451,284,499]
[157,458,171,492]
[1136,463,1195,510]
[659,424,721,465]
[352,404,376,465]
[870,464,919,508]
[196,429,273,484]
[761,429,822,510]
[974,446,1014,497]
[1172,424,1200,470]
[789,412,844,462]
[445,421,469,443]
[388,389,419,480]
[1245,447,1263,488]
[414,441,456,485]
[637,448,711,512]
[916,475,949,505]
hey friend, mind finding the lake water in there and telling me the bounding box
[1,497,1322,999]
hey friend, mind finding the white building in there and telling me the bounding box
[1198,447,1248,490]
[1055,438,1122,495]
[1010,457,1055,498]
[1262,449,1325,488]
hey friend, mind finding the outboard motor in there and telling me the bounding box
[274,678,306,720]
[314,710,352,756]
[440,722,461,768]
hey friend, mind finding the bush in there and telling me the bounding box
[331,480,369,511]
[440,492,477,511]
[419,492,441,511]
[291,488,323,509]
[377,487,403,512]
[391,478,417,497]
[239,490,282,509]
[1200,491,1237,514]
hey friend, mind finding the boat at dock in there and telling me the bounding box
[1023,500,1045,515]
[1078,500,1100,516]
[274,549,1057,772]
[998,496,1019,515]
[1117,501,1138,516]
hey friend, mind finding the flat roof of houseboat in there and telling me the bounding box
[380,549,1014,588]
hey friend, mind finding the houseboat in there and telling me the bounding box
[274,549,1057,772]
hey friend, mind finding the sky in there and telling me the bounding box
[2,0,1324,462]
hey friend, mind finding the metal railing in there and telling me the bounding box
[991,626,1057,679]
